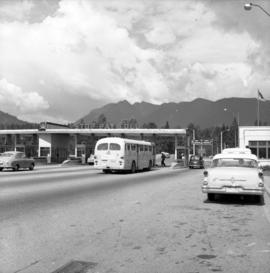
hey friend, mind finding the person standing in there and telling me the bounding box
[161,152,166,167]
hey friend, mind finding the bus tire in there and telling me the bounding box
[147,160,152,171]
[131,161,136,173]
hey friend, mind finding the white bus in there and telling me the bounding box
[94,137,155,173]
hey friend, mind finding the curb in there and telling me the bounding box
[264,183,270,198]
[263,172,270,197]
[170,162,187,169]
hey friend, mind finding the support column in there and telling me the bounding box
[175,135,178,160]
[14,134,18,151]
[74,134,78,157]
[152,134,157,166]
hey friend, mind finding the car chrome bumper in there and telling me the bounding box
[202,186,264,195]
[189,165,203,168]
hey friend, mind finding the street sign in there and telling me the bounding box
[191,139,213,145]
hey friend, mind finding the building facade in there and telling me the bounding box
[239,126,270,166]
[0,126,187,164]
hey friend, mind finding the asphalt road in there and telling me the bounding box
[1,166,270,273]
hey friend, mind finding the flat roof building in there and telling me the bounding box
[0,127,187,164]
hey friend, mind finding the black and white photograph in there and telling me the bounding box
[0,0,270,272]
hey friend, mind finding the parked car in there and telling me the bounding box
[202,149,264,203]
[189,155,204,169]
[87,154,94,165]
[0,151,35,171]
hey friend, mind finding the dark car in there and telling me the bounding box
[189,155,204,169]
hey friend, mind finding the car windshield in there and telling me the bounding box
[191,156,201,160]
[212,158,258,168]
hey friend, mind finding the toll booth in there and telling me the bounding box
[175,134,190,167]
[191,139,213,157]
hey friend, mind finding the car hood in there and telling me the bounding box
[0,157,12,163]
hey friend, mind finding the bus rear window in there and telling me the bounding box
[97,143,108,150]
[110,143,121,150]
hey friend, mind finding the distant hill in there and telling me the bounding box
[76,97,270,128]
[0,110,38,129]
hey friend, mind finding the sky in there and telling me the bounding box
[0,0,269,124]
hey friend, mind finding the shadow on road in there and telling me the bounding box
[204,194,265,206]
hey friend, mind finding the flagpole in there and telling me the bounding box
[257,93,260,126]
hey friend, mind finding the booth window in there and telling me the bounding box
[40,147,50,157]
[248,140,269,159]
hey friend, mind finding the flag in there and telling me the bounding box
[258,89,265,101]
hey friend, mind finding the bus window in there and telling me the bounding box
[109,143,121,151]
[149,146,152,152]
[139,145,144,152]
[144,146,148,152]
[97,143,108,150]
[131,144,136,151]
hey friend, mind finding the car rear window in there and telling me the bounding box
[97,143,108,150]
[191,156,200,160]
[212,158,257,168]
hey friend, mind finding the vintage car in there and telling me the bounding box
[0,151,35,171]
[202,149,264,203]
[189,155,204,169]
[87,154,95,165]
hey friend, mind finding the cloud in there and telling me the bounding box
[0,0,34,22]
[144,22,176,45]
[0,0,170,120]
[0,78,49,116]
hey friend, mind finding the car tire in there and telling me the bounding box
[257,195,264,205]
[0,168,3,171]
[29,163,34,171]
[208,193,215,201]
[13,164,19,171]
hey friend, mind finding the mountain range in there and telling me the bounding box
[76,97,270,129]
[1,97,269,129]
[0,110,37,129]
